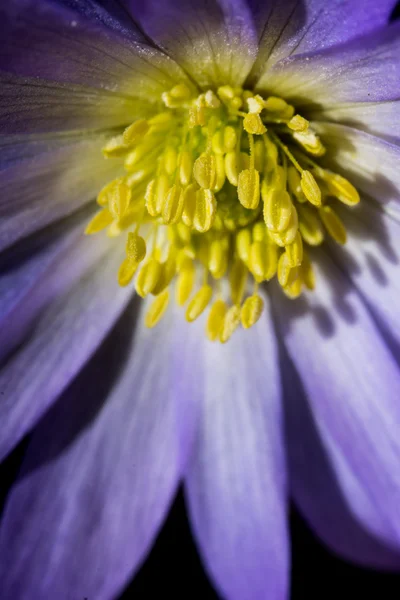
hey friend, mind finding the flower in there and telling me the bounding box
[1,0,400,598]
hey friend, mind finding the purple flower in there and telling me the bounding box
[1,0,400,598]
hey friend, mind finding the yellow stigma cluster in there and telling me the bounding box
[86,83,360,342]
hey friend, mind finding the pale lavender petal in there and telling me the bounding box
[273,253,400,551]
[313,123,400,214]
[0,0,189,97]
[0,133,122,251]
[281,343,400,568]
[259,22,400,105]
[308,102,400,144]
[0,237,133,461]
[0,302,202,600]
[130,0,258,87]
[327,200,400,349]
[185,297,289,600]
[248,0,398,83]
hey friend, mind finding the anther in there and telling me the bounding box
[145,289,170,328]
[301,170,322,207]
[186,285,213,322]
[206,300,228,341]
[241,295,264,329]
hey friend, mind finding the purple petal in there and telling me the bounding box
[248,0,398,82]
[185,298,289,600]
[0,133,122,251]
[0,302,202,600]
[0,0,189,96]
[0,72,151,134]
[313,123,400,214]
[327,201,400,350]
[260,22,400,105]
[273,252,400,551]
[308,101,400,144]
[0,236,133,461]
[130,0,258,87]
[281,342,400,568]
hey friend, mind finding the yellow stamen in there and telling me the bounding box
[145,289,170,328]
[319,206,347,245]
[186,285,213,322]
[241,294,264,329]
[206,300,228,341]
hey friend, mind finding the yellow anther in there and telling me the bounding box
[204,89,221,108]
[220,305,241,343]
[298,204,324,246]
[164,146,178,176]
[253,221,266,242]
[285,231,303,267]
[152,253,177,295]
[254,140,265,172]
[294,132,325,156]
[104,179,131,221]
[180,151,193,186]
[182,183,197,227]
[301,170,322,207]
[287,166,306,203]
[249,241,270,282]
[135,259,162,297]
[243,113,267,135]
[319,206,347,245]
[324,173,360,206]
[217,85,235,102]
[208,240,228,279]
[145,289,170,328]
[288,115,309,133]
[268,205,298,246]
[283,276,302,299]
[278,252,299,288]
[176,257,195,305]
[213,155,226,192]
[124,141,156,171]
[238,169,260,210]
[206,300,228,341]
[241,294,264,329]
[148,111,174,126]
[186,285,213,322]
[193,153,216,189]
[225,151,240,186]
[300,251,316,290]
[102,135,128,158]
[85,208,113,235]
[247,95,265,114]
[126,232,146,262]
[118,257,138,287]
[264,96,288,113]
[123,119,150,146]
[224,126,237,151]
[236,228,252,264]
[212,130,225,155]
[170,83,192,100]
[263,189,293,232]
[162,184,184,224]
[193,189,217,233]
[176,223,191,244]
[229,258,248,304]
[145,175,170,217]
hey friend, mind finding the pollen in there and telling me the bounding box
[87,83,361,342]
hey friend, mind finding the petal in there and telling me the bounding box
[281,341,400,568]
[0,236,132,461]
[328,200,400,350]
[308,101,400,145]
[313,122,400,214]
[130,0,258,88]
[248,0,398,83]
[0,301,202,600]
[0,1,190,97]
[0,72,151,134]
[185,298,289,600]
[259,22,400,105]
[0,132,122,251]
[273,252,400,550]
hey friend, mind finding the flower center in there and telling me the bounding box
[86,84,360,342]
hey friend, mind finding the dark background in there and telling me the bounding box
[1,2,400,599]
[122,2,400,598]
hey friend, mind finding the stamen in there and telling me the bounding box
[89,85,362,342]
